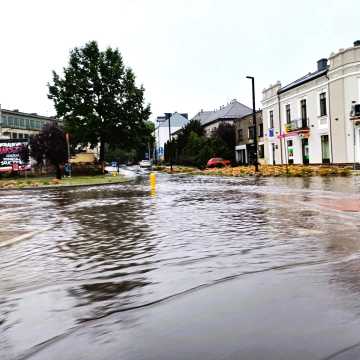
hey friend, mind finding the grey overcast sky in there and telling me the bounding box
[0,0,359,120]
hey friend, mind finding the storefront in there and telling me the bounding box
[279,130,310,165]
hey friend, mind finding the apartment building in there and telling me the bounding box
[234,110,264,165]
[0,107,58,140]
[262,40,360,166]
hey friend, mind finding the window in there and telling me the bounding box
[259,123,263,137]
[269,110,274,128]
[248,126,255,140]
[258,144,264,158]
[300,99,307,121]
[12,132,18,139]
[287,139,294,164]
[321,135,330,163]
[237,129,243,141]
[320,92,327,116]
[286,104,291,124]
[19,133,23,139]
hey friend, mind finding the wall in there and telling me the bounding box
[328,45,360,163]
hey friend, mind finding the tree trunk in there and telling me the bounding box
[99,140,105,174]
[55,164,62,180]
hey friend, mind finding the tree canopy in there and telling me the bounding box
[30,123,67,179]
[165,121,236,168]
[48,41,151,163]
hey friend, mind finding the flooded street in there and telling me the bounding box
[1,172,360,360]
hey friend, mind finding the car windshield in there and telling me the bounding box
[211,158,223,161]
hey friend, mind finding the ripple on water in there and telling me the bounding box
[1,174,360,359]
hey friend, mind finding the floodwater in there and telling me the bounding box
[1,170,360,360]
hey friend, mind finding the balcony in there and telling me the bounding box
[285,118,309,133]
[350,104,360,125]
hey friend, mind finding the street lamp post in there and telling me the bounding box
[246,76,259,172]
[164,113,173,172]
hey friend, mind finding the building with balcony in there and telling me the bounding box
[262,40,360,166]
[234,110,264,165]
[0,107,58,140]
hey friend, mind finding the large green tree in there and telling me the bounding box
[48,41,151,164]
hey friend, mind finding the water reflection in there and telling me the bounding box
[1,174,360,359]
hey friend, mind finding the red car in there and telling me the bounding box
[207,157,231,168]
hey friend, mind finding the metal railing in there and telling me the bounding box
[285,117,309,132]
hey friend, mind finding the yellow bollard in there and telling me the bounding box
[150,172,156,196]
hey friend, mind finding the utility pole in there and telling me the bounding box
[65,132,72,177]
[165,113,173,172]
[246,76,258,172]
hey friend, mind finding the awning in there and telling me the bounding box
[277,129,310,139]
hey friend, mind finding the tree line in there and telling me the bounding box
[164,120,236,168]
[21,41,153,179]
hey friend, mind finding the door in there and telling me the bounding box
[272,143,276,165]
[321,135,330,164]
[302,138,309,165]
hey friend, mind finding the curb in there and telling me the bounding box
[0,178,131,191]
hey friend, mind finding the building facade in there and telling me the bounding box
[234,111,264,165]
[262,40,360,166]
[0,107,58,140]
[155,112,189,161]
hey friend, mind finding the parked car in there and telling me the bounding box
[207,157,231,168]
[139,159,152,168]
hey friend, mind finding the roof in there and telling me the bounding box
[1,108,57,121]
[278,68,328,94]
[156,112,189,128]
[194,100,252,127]
[192,110,214,125]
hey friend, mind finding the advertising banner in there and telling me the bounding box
[0,139,30,173]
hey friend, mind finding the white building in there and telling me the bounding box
[155,112,189,161]
[262,40,360,166]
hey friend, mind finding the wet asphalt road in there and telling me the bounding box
[1,171,360,359]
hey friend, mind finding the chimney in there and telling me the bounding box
[317,58,328,71]
[354,40,360,47]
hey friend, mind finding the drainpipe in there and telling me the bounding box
[277,94,284,164]
[325,74,334,164]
